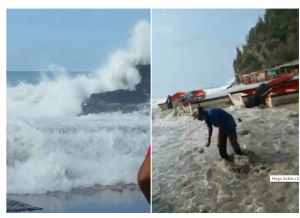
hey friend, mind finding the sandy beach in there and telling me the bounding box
[152,103,299,212]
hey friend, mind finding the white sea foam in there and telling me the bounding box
[8,111,150,194]
[8,20,150,118]
[7,20,150,194]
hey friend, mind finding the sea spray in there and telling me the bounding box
[7,20,150,194]
[8,20,150,118]
[8,111,150,194]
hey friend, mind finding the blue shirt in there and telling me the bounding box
[203,108,236,130]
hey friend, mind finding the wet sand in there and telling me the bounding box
[8,185,149,213]
[152,103,299,212]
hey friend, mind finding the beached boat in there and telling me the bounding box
[158,75,298,112]
[158,89,206,110]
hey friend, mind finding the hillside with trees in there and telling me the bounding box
[233,9,299,83]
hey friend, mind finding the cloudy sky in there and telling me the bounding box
[152,9,264,98]
[7,9,150,71]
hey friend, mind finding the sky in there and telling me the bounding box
[7,9,150,71]
[152,9,265,98]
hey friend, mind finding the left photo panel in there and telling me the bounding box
[7,9,151,213]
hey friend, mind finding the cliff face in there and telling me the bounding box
[81,64,150,114]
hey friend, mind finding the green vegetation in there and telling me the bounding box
[233,9,299,82]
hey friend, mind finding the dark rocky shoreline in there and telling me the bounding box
[81,64,150,115]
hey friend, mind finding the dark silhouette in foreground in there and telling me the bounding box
[137,146,151,203]
[244,83,273,108]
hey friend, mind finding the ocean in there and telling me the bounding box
[7,67,150,212]
[7,20,151,213]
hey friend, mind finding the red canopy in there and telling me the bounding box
[171,92,186,102]
[191,89,206,97]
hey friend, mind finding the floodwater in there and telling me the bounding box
[152,104,299,212]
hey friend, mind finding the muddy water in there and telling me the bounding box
[152,104,299,212]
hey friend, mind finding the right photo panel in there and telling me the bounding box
[152,9,299,213]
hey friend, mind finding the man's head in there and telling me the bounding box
[197,106,205,121]
[192,106,205,121]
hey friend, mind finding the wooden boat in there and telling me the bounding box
[158,89,206,110]
[158,75,298,111]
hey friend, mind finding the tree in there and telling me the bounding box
[233,9,299,82]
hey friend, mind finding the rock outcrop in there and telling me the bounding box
[81,64,150,114]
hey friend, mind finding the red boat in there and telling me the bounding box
[267,74,298,95]
[238,74,298,96]
[158,89,206,110]
[191,89,206,98]
[171,91,187,102]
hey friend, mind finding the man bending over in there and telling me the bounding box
[193,106,244,160]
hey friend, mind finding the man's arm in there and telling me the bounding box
[137,155,150,203]
[206,122,212,147]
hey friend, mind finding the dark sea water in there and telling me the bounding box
[8,186,149,213]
